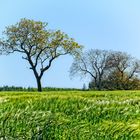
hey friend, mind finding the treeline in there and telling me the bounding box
[71,49,140,90]
[0,86,80,92]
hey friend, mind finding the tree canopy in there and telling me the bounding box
[0,18,82,92]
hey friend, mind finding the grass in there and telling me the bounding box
[1,90,140,139]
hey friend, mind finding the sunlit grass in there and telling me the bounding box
[1,91,140,139]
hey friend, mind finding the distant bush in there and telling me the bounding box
[0,85,81,92]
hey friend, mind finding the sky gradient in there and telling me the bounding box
[0,0,140,88]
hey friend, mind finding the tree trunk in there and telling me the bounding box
[36,77,42,92]
[98,78,102,90]
[32,68,42,92]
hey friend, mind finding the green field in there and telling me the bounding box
[1,91,140,140]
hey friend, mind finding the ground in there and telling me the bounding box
[0,91,140,139]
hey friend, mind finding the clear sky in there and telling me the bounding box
[0,0,140,88]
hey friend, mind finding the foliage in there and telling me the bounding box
[89,71,140,90]
[102,71,140,90]
[1,91,140,139]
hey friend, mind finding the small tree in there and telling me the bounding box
[0,19,82,92]
[82,83,87,91]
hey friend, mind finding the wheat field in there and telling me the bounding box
[0,91,140,139]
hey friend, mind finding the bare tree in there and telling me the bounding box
[107,51,140,89]
[70,49,114,90]
[109,51,132,79]
[0,19,82,92]
[94,51,140,90]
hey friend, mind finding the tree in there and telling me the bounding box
[82,83,87,91]
[93,51,140,90]
[0,19,82,92]
[107,51,140,89]
[70,49,114,90]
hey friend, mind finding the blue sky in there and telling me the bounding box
[0,0,140,88]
